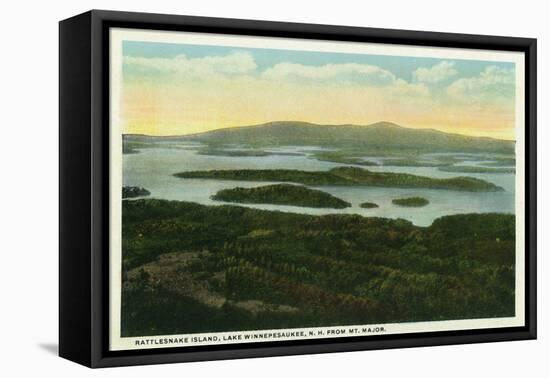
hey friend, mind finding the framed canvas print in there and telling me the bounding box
[59,10,537,368]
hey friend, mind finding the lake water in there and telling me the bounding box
[123,144,515,227]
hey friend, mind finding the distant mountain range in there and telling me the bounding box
[124,121,515,153]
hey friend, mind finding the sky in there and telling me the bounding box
[121,40,517,140]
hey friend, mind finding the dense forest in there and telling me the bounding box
[211,184,351,209]
[121,199,515,337]
[122,186,150,199]
[360,202,379,209]
[392,197,430,207]
[174,166,504,192]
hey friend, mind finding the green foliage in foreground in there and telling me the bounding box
[121,199,515,337]
[360,202,379,209]
[212,184,351,209]
[392,197,430,207]
[174,166,504,192]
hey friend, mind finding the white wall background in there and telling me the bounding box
[0,0,546,375]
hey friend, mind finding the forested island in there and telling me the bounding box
[438,166,515,174]
[122,145,139,154]
[311,151,445,168]
[312,152,379,166]
[121,199,515,337]
[211,184,351,209]
[174,166,504,192]
[360,202,379,208]
[392,197,430,207]
[197,148,303,157]
[122,186,150,199]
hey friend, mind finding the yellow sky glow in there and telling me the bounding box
[122,80,515,140]
[121,53,517,141]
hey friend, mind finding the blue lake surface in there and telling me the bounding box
[123,144,515,227]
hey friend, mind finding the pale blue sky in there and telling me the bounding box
[123,40,514,83]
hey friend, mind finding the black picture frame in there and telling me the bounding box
[59,9,537,368]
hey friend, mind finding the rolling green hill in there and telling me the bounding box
[125,121,515,153]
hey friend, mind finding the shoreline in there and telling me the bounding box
[122,197,515,229]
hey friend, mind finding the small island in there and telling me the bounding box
[211,184,351,209]
[392,197,429,207]
[313,152,379,166]
[175,166,504,192]
[197,149,270,157]
[198,148,303,157]
[382,158,447,167]
[122,186,151,199]
[123,145,139,154]
[438,166,515,174]
[360,202,379,209]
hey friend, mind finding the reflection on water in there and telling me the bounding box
[123,145,515,227]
